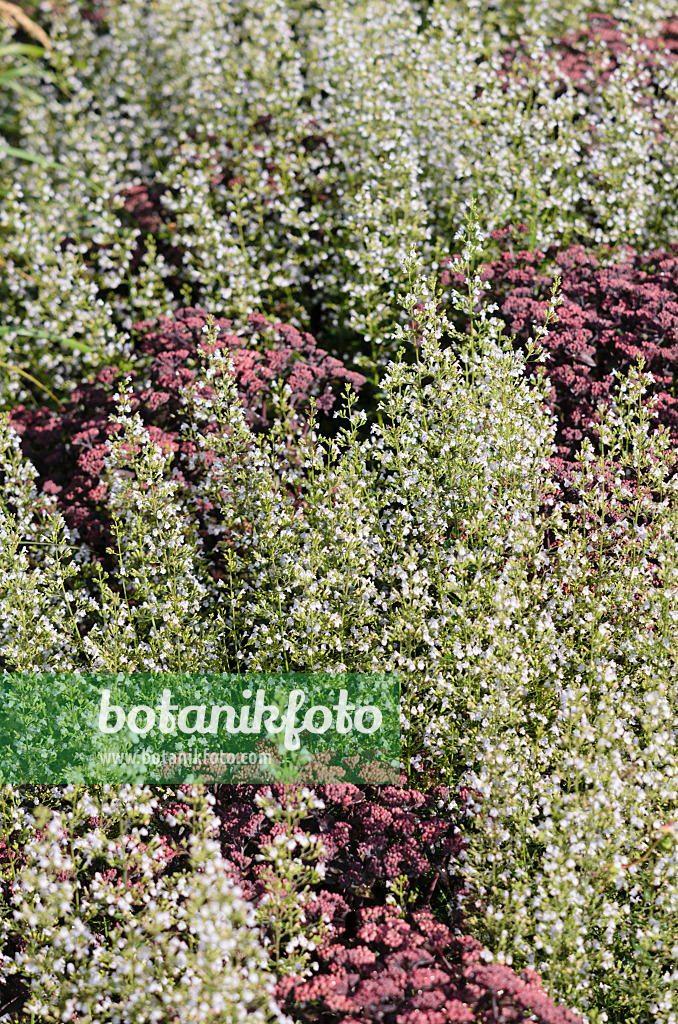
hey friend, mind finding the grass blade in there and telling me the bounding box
[0,325,94,353]
[0,361,64,407]
[0,144,62,168]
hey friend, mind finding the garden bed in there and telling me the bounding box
[2,1,678,1022]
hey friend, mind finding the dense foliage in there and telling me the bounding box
[3,1,678,1022]
[3,0,678,400]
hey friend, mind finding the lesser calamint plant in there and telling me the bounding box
[4,212,678,1019]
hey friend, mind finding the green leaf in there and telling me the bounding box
[0,325,94,353]
[0,144,62,169]
[3,79,45,104]
[0,42,46,59]
[0,61,55,85]
[0,63,45,83]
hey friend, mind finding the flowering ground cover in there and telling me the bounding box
[3,0,678,1022]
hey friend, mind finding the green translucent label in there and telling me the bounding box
[0,672,400,784]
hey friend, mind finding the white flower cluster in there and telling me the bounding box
[5,222,678,1016]
[0,784,286,1024]
[2,0,678,396]
[3,2,678,1010]
[253,788,328,976]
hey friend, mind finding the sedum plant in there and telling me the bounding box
[473,230,678,468]
[216,780,583,1024]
